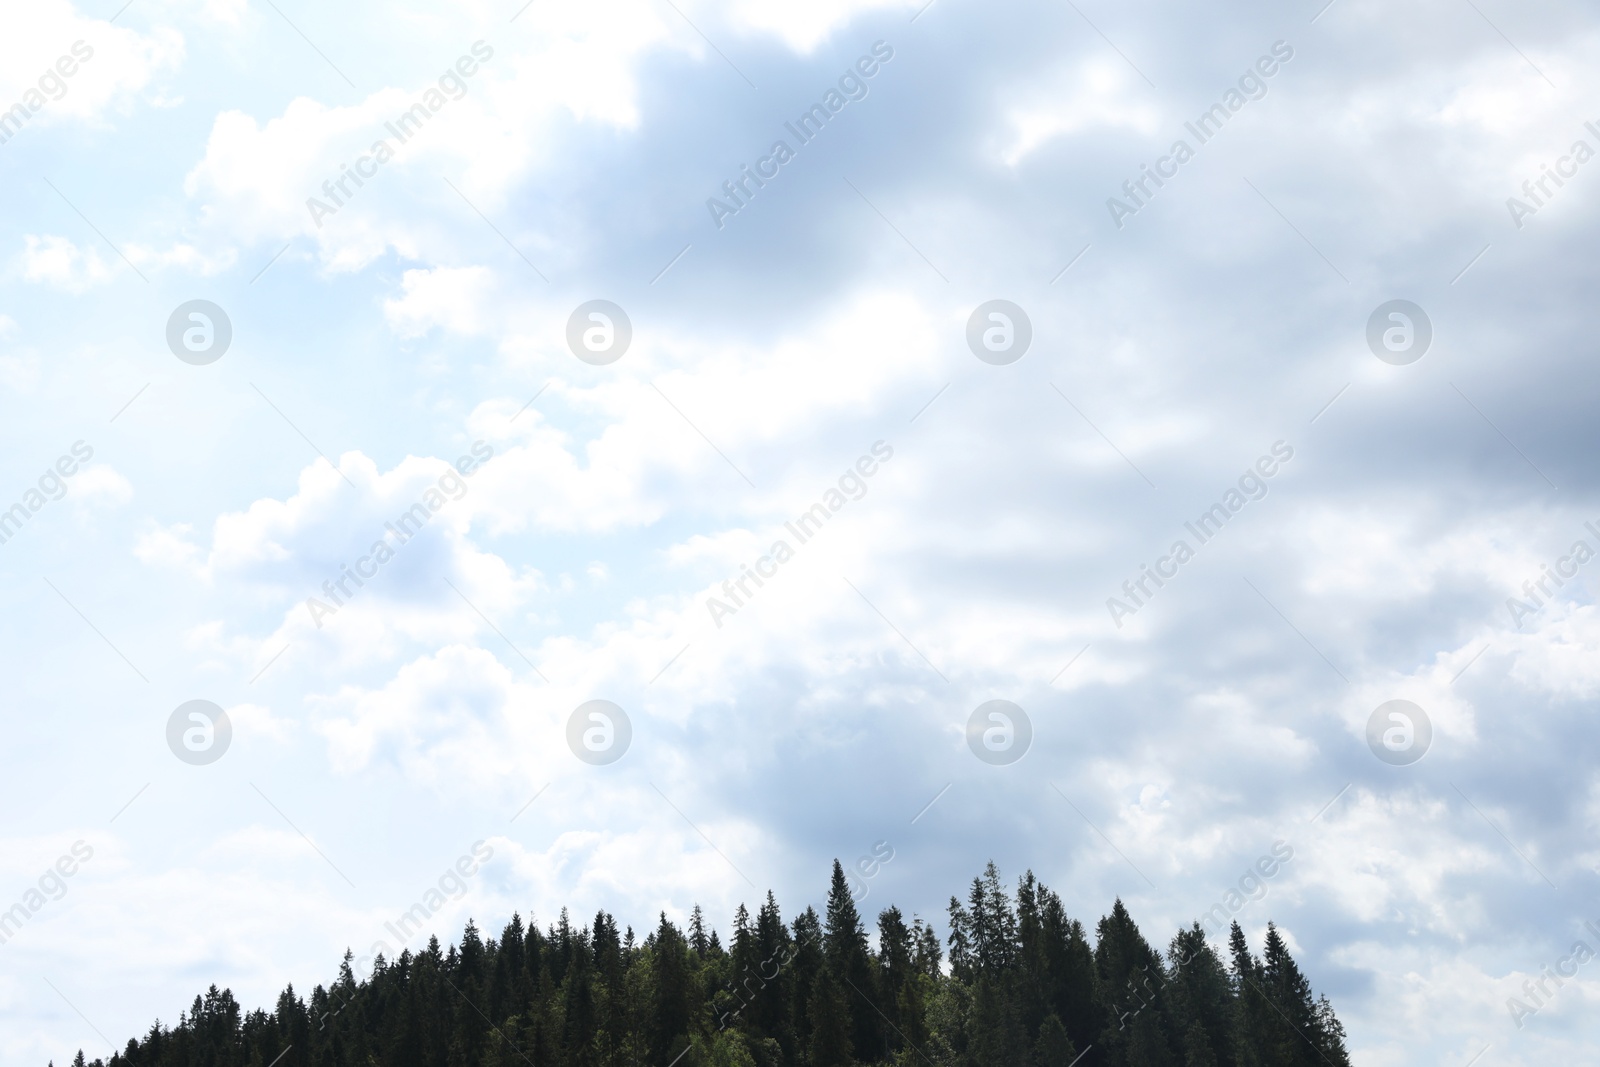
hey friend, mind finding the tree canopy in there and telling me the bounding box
[56,861,1350,1067]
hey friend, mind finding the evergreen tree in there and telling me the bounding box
[806,974,854,1067]
[751,891,796,1062]
[1033,1013,1078,1067]
[1259,924,1351,1067]
[1041,898,1099,1056]
[1094,899,1177,1067]
[823,860,876,1062]
[945,896,974,984]
[1228,922,1266,1067]
[875,906,915,1056]
[1165,924,1237,1067]
[691,905,712,958]
[649,912,694,1067]
[69,864,1354,1067]
[789,906,826,1065]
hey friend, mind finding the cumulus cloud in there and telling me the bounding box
[10,1,1600,1065]
[0,0,182,130]
[181,0,686,270]
[383,265,496,338]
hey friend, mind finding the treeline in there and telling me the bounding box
[57,861,1350,1067]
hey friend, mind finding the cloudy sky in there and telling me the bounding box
[3,0,1599,1062]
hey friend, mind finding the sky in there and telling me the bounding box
[1,0,1598,1062]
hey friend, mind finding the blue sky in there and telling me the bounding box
[3,0,1600,1062]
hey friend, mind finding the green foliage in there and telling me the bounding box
[67,865,1351,1067]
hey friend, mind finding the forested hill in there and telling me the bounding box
[56,861,1351,1067]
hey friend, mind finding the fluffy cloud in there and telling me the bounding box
[182,0,686,270]
[15,235,115,291]
[10,2,1600,1065]
[0,0,182,130]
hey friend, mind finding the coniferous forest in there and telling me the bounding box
[57,862,1351,1067]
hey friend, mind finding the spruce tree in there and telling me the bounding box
[1165,923,1238,1067]
[691,905,712,958]
[875,906,917,1056]
[1228,922,1266,1067]
[1095,899,1177,1067]
[1033,1012,1078,1067]
[823,860,875,1061]
[946,896,974,983]
[806,974,854,1067]
[1259,924,1350,1067]
[649,912,694,1067]
[789,906,826,1064]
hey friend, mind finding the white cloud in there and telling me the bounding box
[183,0,684,270]
[1505,604,1600,699]
[134,521,203,571]
[1001,59,1162,166]
[383,265,496,338]
[725,0,918,53]
[10,3,1600,1063]
[15,235,115,291]
[0,1,182,130]
[315,644,537,781]
[0,353,39,392]
[229,701,296,744]
[70,463,132,506]
[182,449,538,668]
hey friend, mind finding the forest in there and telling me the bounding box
[55,861,1351,1067]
